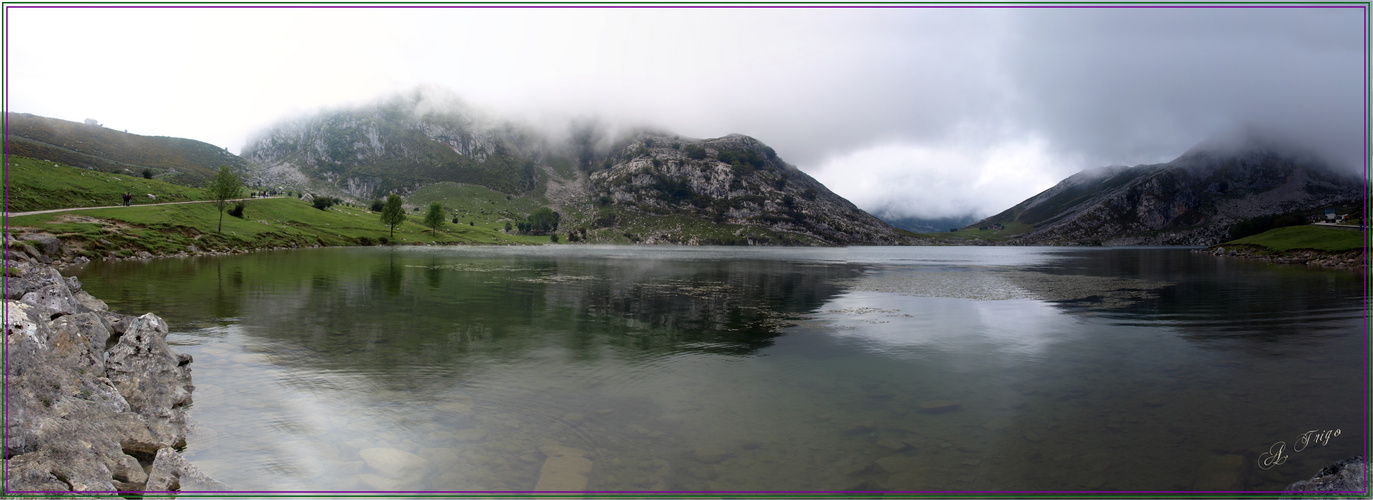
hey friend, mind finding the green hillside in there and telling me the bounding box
[5,112,255,185]
[405,182,548,232]
[7,196,535,261]
[5,156,208,212]
[1216,225,1365,253]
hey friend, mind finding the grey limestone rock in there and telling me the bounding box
[2,263,218,493]
[18,232,62,256]
[105,313,194,425]
[1283,457,1369,499]
[145,447,229,492]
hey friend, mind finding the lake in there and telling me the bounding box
[71,245,1366,493]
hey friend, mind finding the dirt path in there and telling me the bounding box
[4,197,278,218]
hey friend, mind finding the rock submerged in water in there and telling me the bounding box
[535,445,594,491]
[3,259,223,493]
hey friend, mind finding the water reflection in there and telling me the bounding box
[70,247,1365,492]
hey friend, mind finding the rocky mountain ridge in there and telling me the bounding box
[584,133,919,245]
[239,89,921,246]
[972,130,1364,246]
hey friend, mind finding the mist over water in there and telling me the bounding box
[73,246,1365,492]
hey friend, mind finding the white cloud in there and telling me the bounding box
[811,133,1080,219]
[6,6,1364,220]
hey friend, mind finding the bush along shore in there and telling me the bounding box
[4,239,224,492]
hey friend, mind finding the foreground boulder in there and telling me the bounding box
[3,259,222,493]
[1283,457,1368,499]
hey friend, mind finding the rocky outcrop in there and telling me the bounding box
[1282,457,1368,499]
[3,255,224,493]
[586,133,924,246]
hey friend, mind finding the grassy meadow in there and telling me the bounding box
[1217,224,1366,253]
[5,156,208,212]
[6,197,536,260]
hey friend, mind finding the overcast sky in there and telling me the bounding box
[6,6,1365,219]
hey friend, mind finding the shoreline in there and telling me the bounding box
[1197,245,1365,271]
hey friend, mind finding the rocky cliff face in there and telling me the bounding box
[4,240,224,493]
[584,133,921,246]
[974,131,1364,246]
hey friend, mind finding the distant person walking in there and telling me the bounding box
[122,192,132,206]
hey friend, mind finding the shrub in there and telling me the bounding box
[371,199,385,212]
[227,202,246,218]
[357,236,374,246]
[379,236,389,245]
[312,196,337,210]
[141,169,154,179]
[684,145,708,160]
[550,234,560,243]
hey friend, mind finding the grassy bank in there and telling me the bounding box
[1215,224,1365,253]
[5,156,208,212]
[7,196,536,261]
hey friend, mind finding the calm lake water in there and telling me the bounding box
[72,246,1366,493]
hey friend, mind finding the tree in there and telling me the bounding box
[528,207,560,234]
[424,201,445,236]
[206,165,242,233]
[380,194,406,238]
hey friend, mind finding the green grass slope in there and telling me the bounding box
[5,156,208,212]
[7,196,534,260]
[1217,225,1365,253]
[5,112,254,185]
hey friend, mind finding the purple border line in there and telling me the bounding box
[1356,1,1367,497]
[0,1,1367,497]
[3,0,10,492]
[4,3,1373,8]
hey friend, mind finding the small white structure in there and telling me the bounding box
[84,118,101,127]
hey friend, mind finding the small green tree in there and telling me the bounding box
[528,207,561,234]
[424,201,445,236]
[206,165,242,233]
[380,194,406,238]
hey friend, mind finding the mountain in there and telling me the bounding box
[970,128,1364,246]
[880,214,981,233]
[240,89,922,246]
[4,112,253,186]
[241,90,548,198]
[582,133,919,245]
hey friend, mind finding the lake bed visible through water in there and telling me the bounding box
[72,246,1366,493]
